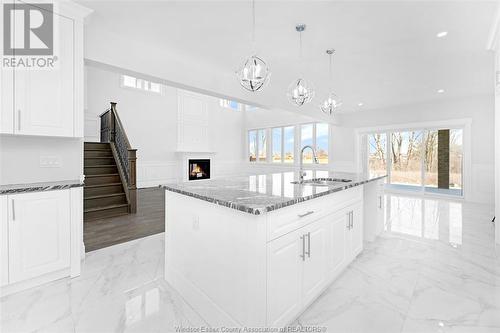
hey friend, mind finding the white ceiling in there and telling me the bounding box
[80,0,498,120]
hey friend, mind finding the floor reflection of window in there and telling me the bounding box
[249,175,256,192]
[257,175,266,194]
[424,200,439,240]
[125,287,161,327]
[449,202,462,245]
[386,195,463,246]
[272,173,282,196]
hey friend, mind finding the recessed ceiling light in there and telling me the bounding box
[436,31,448,38]
[437,89,445,93]
[358,102,364,106]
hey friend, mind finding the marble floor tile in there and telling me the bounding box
[1,194,499,332]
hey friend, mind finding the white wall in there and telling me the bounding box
[85,64,245,188]
[0,136,82,185]
[339,95,495,204]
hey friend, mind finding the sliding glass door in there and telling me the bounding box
[367,127,464,197]
[423,129,463,196]
[390,131,424,190]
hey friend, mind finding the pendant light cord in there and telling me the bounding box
[329,52,333,91]
[251,0,256,52]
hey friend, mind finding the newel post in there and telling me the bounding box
[109,102,117,142]
[128,148,138,213]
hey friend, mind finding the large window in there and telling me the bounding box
[300,123,329,164]
[258,129,267,162]
[366,127,464,197]
[368,133,387,178]
[284,126,295,163]
[272,128,282,162]
[248,123,328,164]
[316,123,329,164]
[248,130,257,162]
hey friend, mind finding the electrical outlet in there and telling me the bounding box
[192,216,200,230]
[39,156,61,168]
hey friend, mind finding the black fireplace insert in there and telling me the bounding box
[188,159,210,181]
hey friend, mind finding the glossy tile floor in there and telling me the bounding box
[1,194,499,332]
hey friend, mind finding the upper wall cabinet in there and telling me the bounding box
[0,1,91,138]
[177,90,211,152]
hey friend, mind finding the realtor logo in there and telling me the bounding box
[3,3,54,55]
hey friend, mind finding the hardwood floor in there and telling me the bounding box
[84,187,165,252]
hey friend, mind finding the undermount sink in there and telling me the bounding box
[291,178,352,186]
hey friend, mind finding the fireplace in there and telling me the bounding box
[188,159,211,181]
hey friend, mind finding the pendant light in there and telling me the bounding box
[236,0,271,92]
[287,24,315,106]
[320,49,342,115]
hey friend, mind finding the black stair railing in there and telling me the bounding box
[99,102,137,213]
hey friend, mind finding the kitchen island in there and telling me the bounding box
[163,170,386,328]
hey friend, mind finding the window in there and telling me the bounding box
[248,130,257,162]
[247,123,327,164]
[272,128,282,163]
[300,123,329,164]
[365,127,464,197]
[121,75,163,94]
[301,124,314,164]
[368,133,387,178]
[258,129,267,162]
[283,126,295,163]
[220,99,243,111]
[316,123,329,164]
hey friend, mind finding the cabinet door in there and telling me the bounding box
[14,9,74,137]
[8,190,71,283]
[0,67,14,134]
[328,211,348,279]
[350,202,364,258]
[267,230,303,327]
[302,219,329,306]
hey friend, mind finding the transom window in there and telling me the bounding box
[121,75,163,94]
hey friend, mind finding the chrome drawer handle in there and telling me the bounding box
[300,235,305,261]
[306,232,311,258]
[297,211,314,218]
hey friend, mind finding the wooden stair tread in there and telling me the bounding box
[85,183,122,188]
[84,193,125,200]
[85,173,119,177]
[85,165,117,168]
[84,203,129,213]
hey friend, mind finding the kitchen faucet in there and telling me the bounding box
[299,145,319,183]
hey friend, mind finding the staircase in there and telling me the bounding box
[83,102,137,221]
[84,142,129,220]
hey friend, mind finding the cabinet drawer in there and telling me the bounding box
[267,186,363,241]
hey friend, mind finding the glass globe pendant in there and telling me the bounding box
[237,0,270,92]
[320,91,342,115]
[287,24,315,106]
[237,55,271,92]
[287,78,315,106]
[320,49,342,115]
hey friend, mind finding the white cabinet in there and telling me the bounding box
[346,202,364,260]
[7,191,71,283]
[0,187,82,296]
[0,1,89,138]
[363,178,384,242]
[301,219,329,306]
[13,11,74,137]
[267,229,303,326]
[327,211,348,278]
[267,218,330,327]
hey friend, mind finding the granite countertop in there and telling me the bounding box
[0,180,84,195]
[162,170,387,215]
